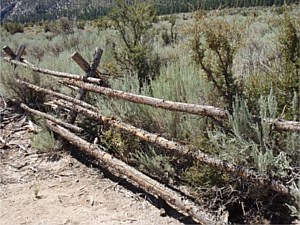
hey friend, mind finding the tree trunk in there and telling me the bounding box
[3,57,105,85]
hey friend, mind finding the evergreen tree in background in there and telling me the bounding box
[1,0,299,24]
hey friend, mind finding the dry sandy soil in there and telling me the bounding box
[0,106,186,225]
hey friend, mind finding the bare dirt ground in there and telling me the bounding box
[0,105,185,225]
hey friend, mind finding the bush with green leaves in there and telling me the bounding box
[31,129,56,153]
[108,0,160,92]
[275,10,299,120]
[191,12,245,111]
[43,18,74,35]
[240,8,299,120]
[207,92,300,220]
[161,15,177,46]
[208,92,299,172]
[99,127,141,162]
[133,147,173,181]
[1,70,48,109]
[1,5,299,222]
[3,22,24,34]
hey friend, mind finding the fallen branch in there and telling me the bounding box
[62,79,300,132]
[55,99,295,197]
[5,56,298,131]
[15,79,98,112]
[63,79,227,119]
[20,103,83,133]
[13,79,296,195]
[3,57,105,85]
[46,121,222,224]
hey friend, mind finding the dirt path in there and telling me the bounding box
[0,106,184,225]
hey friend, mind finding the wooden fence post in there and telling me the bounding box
[67,48,103,124]
[55,48,103,150]
[3,45,26,69]
[15,45,26,62]
[3,46,17,58]
[71,51,109,87]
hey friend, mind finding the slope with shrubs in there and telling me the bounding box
[0,1,299,223]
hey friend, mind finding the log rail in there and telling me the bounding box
[15,81,295,196]
[2,45,299,224]
[2,47,300,132]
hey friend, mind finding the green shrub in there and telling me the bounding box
[191,13,245,111]
[42,18,74,34]
[242,9,299,120]
[76,21,85,30]
[3,22,24,34]
[109,0,159,92]
[184,161,229,187]
[31,129,56,153]
[208,91,299,175]
[2,70,48,109]
[99,127,140,162]
[133,147,173,181]
[276,11,300,120]
[161,15,177,46]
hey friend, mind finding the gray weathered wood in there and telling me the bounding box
[55,99,295,197]
[71,51,109,87]
[54,48,103,151]
[66,48,103,124]
[3,46,16,58]
[71,52,91,73]
[15,44,26,61]
[46,121,221,225]
[5,54,299,132]
[15,79,98,112]
[3,57,104,85]
[15,78,295,196]
[62,79,227,120]
[63,79,300,132]
[20,103,83,133]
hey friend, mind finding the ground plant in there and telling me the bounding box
[1,1,299,223]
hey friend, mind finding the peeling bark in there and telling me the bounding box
[20,103,83,133]
[55,100,295,197]
[46,121,221,225]
[62,79,300,132]
[4,57,299,131]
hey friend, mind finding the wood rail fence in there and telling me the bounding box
[2,45,299,224]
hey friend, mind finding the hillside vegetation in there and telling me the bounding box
[1,1,299,224]
[1,0,299,23]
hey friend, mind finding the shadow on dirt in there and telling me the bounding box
[66,144,199,225]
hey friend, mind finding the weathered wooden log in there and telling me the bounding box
[3,57,104,85]
[15,79,98,112]
[20,103,83,133]
[3,54,298,132]
[71,51,109,87]
[46,121,221,224]
[62,79,227,119]
[13,79,298,195]
[66,48,103,125]
[55,99,295,197]
[15,45,26,61]
[63,79,300,132]
[3,45,17,58]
